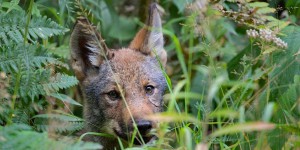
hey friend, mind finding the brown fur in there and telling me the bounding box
[70,3,166,149]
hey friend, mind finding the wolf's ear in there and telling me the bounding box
[70,18,109,81]
[129,3,167,67]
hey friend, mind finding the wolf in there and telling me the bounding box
[70,3,167,149]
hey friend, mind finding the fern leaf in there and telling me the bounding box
[1,43,73,100]
[43,73,78,94]
[18,69,50,101]
[50,93,82,106]
[32,56,69,69]
[30,16,69,39]
[0,43,23,72]
[33,113,83,122]
[33,113,84,133]
[0,124,102,150]
[0,43,68,73]
[18,70,79,101]
[0,11,68,45]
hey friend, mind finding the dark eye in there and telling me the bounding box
[107,90,120,100]
[145,85,155,95]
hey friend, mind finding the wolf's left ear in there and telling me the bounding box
[129,3,167,67]
[70,17,109,81]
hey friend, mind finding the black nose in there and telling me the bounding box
[136,120,152,136]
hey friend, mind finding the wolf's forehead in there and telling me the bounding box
[104,49,162,84]
[111,48,146,64]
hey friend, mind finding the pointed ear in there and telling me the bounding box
[129,3,167,67]
[70,17,109,81]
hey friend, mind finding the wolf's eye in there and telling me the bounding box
[145,85,155,95]
[107,90,120,100]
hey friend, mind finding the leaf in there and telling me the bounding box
[19,69,50,101]
[0,125,102,150]
[279,124,300,135]
[33,113,84,133]
[33,114,83,122]
[249,2,269,8]
[172,0,193,13]
[278,75,300,116]
[262,102,277,122]
[146,112,201,125]
[31,2,41,17]
[164,92,203,100]
[164,29,188,79]
[209,122,275,138]
[270,26,300,93]
[50,93,82,106]
[1,0,22,13]
[264,16,290,30]
[43,73,78,94]
[0,43,72,101]
[209,109,239,119]
[227,45,261,79]
[47,44,70,59]
[0,10,68,45]
[257,7,276,14]
[262,46,277,54]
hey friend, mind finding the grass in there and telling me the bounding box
[0,0,300,149]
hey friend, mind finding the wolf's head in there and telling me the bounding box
[70,4,167,145]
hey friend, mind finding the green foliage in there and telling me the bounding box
[33,113,84,133]
[79,0,138,43]
[0,43,77,100]
[0,0,90,149]
[0,11,68,45]
[0,124,102,150]
[1,0,300,149]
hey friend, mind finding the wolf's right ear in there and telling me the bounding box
[129,3,167,67]
[70,17,109,81]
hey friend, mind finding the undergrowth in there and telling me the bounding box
[1,0,300,149]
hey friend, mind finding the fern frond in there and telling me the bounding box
[0,43,72,100]
[43,73,78,93]
[0,11,68,45]
[0,43,68,73]
[50,93,82,106]
[16,70,78,101]
[0,124,102,150]
[20,69,78,100]
[30,16,69,39]
[0,99,11,125]
[0,43,23,72]
[32,56,69,69]
[18,69,50,101]
[58,0,75,26]
[34,113,83,122]
[18,70,76,101]
[33,113,84,133]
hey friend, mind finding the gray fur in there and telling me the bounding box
[70,3,167,149]
[78,51,166,149]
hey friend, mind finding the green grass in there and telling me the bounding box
[1,0,300,149]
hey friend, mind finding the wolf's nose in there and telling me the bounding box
[136,120,152,135]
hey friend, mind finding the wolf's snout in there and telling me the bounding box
[136,120,152,136]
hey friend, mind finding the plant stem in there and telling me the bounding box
[23,0,34,44]
[8,72,21,125]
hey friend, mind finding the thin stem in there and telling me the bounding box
[23,0,34,44]
[8,72,21,125]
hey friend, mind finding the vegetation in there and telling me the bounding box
[1,0,300,149]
